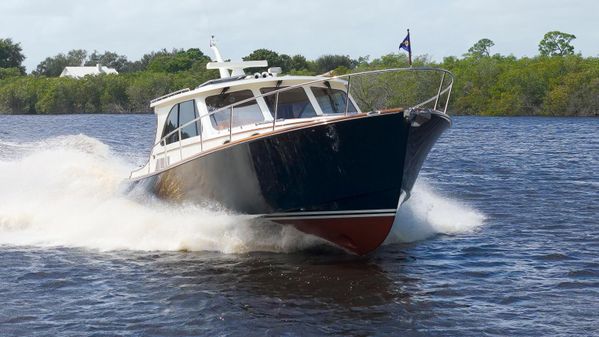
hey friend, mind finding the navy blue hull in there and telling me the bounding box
[132,111,450,254]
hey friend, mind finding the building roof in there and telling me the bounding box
[60,64,118,78]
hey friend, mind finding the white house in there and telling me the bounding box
[60,64,118,79]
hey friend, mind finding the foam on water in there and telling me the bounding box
[0,135,484,253]
[386,182,486,244]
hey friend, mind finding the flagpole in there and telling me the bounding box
[399,28,412,67]
[407,29,412,67]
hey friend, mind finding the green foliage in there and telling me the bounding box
[1,34,598,116]
[0,67,23,80]
[32,48,211,76]
[467,38,495,57]
[544,58,599,116]
[539,31,576,56]
[446,55,517,115]
[242,49,332,75]
[86,51,130,73]
[0,38,26,74]
[34,49,88,77]
[243,49,292,73]
[441,54,599,115]
[356,54,409,70]
[351,51,599,116]
[146,48,210,73]
[289,55,309,72]
[126,72,175,112]
[351,54,443,112]
[314,55,356,74]
[287,68,317,76]
[124,49,175,73]
[331,66,351,75]
[0,43,222,114]
[0,64,221,114]
[0,76,45,113]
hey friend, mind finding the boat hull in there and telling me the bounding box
[131,111,450,254]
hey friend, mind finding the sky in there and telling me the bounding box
[1,0,598,72]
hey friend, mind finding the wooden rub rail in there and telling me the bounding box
[379,107,405,114]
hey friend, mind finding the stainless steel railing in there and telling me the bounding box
[135,67,454,177]
[150,88,191,105]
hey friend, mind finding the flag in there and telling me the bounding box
[399,29,412,66]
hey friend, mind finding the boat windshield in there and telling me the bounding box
[205,90,265,130]
[311,86,357,115]
[260,87,317,119]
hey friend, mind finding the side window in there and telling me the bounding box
[205,90,264,130]
[260,87,316,119]
[179,100,200,140]
[311,87,357,114]
[161,100,200,145]
[162,105,179,145]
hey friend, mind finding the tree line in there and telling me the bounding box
[0,31,597,116]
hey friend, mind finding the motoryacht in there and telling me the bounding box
[129,38,453,255]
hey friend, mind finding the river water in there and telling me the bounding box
[0,115,597,336]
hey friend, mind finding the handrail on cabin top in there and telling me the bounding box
[150,88,191,104]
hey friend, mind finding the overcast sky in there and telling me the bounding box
[1,0,598,72]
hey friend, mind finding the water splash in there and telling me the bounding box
[0,135,321,253]
[386,182,486,244]
[0,135,483,253]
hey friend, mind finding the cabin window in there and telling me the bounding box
[311,87,357,114]
[205,90,264,130]
[260,87,317,119]
[161,100,201,145]
[179,100,200,140]
[163,105,180,144]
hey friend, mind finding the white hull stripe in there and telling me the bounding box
[264,212,396,221]
[263,209,397,217]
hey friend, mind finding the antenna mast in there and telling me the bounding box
[207,36,268,79]
[209,36,230,78]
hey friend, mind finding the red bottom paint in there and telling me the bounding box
[276,215,395,255]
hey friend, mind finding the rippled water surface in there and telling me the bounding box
[0,115,598,336]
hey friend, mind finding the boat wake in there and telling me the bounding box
[0,135,484,253]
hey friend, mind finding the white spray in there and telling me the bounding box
[386,181,486,244]
[0,135,484,253]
